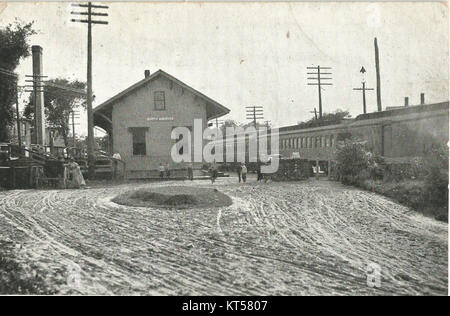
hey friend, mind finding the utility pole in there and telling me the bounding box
[307,66,332,118]
[71,2,108,180]
[24,73,47,146]
[353,81,374,114]
[245,106,264,162]
[70,110,80,147]
[215,118,224,129]
[0,69,25,149]
[245,106,264,126]
[310,108,318,120]
[15,85,22,148]
[72,111,76,147]
[374,37,382,112]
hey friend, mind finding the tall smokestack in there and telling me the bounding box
[404,97,409,107]
[32,45,45,146]
[420,93,425,105]
[374,37,382,112]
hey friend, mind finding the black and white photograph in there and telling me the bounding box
[0,0,448,299]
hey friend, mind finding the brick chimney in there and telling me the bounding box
[144,70,150,78]
[404,97,409,107]
[420,93,425,105]
[32,45,46,146]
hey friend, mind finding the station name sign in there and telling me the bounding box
[147,117,174,121]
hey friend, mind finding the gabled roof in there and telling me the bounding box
[93,69,230,120]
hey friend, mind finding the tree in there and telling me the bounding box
[0,20,36,142]
[220,119,242,134]
[297,109,351,129]
[24,78,87,147]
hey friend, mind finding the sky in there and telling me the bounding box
[1,1,448,136]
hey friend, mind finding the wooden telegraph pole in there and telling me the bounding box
[310,108,318,120]
[307,66,332,118]
[353,68,374,114]
[353,82,374,114]
[15,85,22,148]
[245,106,264,126]
[70,110,80,147]
[374,38,382,112]
[71,2,108,180]
[245,106,264,162]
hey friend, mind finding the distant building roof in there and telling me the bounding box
[355,102,448,121]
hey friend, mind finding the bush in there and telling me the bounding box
[384,158,425,182]
[335,138,381,185]
[423,144,449,208]
[335,139,448,222]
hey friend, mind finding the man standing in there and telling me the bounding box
[241,163,247,183]
[187,162,194,181]
[112,152,121,180]
[210,161,218,184]
[236,163,242,183]
[166,162,171,178]
[159,163,165,179]
[257,162,262,182]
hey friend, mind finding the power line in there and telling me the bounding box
[310,108,318,120]
[245,106,264,126]
[0,68,18,80]
[24,77,87,96]
[306,65,333,119]
[71,2,109,179]
[353,80,374,114]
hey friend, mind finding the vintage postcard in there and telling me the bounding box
[0,0,448,300]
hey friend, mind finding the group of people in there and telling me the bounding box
[57,155,86,189]
[158,161,266,184]
[236,162,265,183]
[158,162,195,180]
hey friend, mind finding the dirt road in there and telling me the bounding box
[0,177,447,295]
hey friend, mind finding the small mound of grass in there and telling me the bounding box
[112,186,232,209]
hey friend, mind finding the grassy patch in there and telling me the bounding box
[0,241,55,294]
[112,186,233,209]
[357,179,448,222]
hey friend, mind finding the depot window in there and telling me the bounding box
[154,91,166,110]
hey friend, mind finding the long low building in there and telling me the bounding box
[277,101,449,165]
[206,101,449,172]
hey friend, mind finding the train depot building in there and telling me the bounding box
[93,69,230,179]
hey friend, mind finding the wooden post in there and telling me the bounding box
[327,160,331,179]
[353,81,373,114]
[11,166,16,189]
[315,159,319,179]
[317,66,322,118]
[374,38,382,112]
[72,110,76,147]
[15,85,22,149]
[86,2,96,180]
[362,82,367,114]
